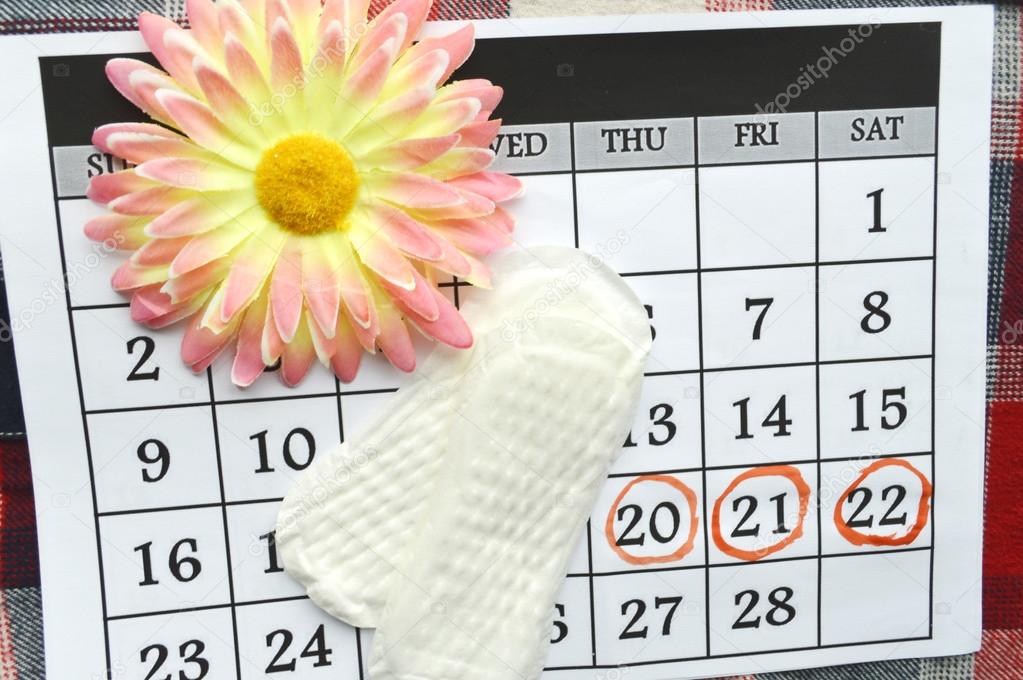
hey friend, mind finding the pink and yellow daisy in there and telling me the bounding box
[85,0,521,386]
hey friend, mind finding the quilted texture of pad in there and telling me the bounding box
[276,246,651,628]
[368,319,645,680]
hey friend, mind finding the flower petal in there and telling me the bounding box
[104,131,209,164]
[87,170,157,204]
[330,315,363,382]
[351,225,416,290]
[83,213,150,249]
[374,293,416,372]
[329,237,374,330]
[330,38,397,138]
[397,285,472,349]
[93,122,181,154]
[420,146,495,180]
[448,171,523,202]
[231,285,271,387]
[131,284,198,325]
[169,220,250,276]
[367,172,462,209]
[372,0,429,51]
[145,192,252,238]
[436,79,503,117]
[220,227,286,321]
[138,12,201,93]
[194,60,264,145]
[280,318,316,386]
[218,0,264,63]
[224,33,271,104]
[270,241,304,342]
[162,258,230,303]
[350,12,407,73]
[402,22,474,84]
[345,85,434,153]
[379,266,439,322]
[186,0,222,55]
[181,310,241,370]
[155,89,257,167]
[105,59,175,123]
[269,16,305,92]
[318,0,369,43]
[428,216,513,255]
[112,261,169,291]
[127,68,186,123]
[135,157,251,191]
[262,302,286,366]
[132,235,191,266]
[358,134,459,172]
[405,96,481,138]
[457,118,501,148]
[301,236,343,338]
[109,186,195,216]
[363,203,442,261]
[485,205,515,234]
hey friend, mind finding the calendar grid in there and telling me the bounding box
[43,132,114,677]
[39,56,942,674]
[928,59,941,640]
[692,116,713,660]
[206,368,243,680]
[565,120,602,671]
[813,109,823,649]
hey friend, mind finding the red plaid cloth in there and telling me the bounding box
[0,0,1018,678]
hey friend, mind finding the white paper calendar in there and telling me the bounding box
[0,6,993,679]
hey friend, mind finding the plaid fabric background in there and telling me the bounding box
[0,0,1016,678]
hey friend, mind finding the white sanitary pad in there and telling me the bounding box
[276,246,650,678]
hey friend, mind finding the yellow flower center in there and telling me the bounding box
[254,133,360,235]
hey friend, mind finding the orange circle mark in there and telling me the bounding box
[604,475,700,566]
[711,465,811,562]
[834,458,932,547]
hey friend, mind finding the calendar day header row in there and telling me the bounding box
[50,107,935,197]
[488,108,935,174]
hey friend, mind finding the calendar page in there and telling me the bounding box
[0,6,992,679]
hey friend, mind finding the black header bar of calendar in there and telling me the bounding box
[458,23,940,125]
[38,22,938,147]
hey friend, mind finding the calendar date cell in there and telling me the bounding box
[544,576,593,669]
[577,168,697,274]
[99,507,231,618]
[593,569,707,665]
[699,162,815,269]
[590,472,705,573]
[235,598,358,679]
[226,500,306,604]
[709,558,818,655]
[706,463,818,564]
[612,372,702,475]
[819,156,935,263]
[73,308,209,411]
[620,273,700,373]
[701,266,816,370]
[820,551,931,645]
[819,358,932,459]
[89,406,221,513]
[217,396,341,503]
[819,259,933,362]
[820,456,932,555]
[107,607,236,680]
[703,365,817,468]
[58,199,125,307]
[503,174,576,249]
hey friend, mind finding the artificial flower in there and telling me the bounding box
[85,0,521,386]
